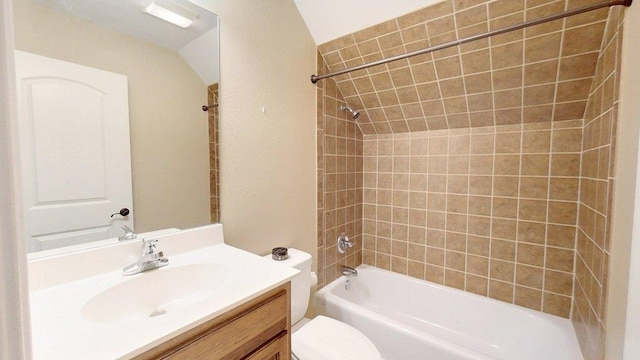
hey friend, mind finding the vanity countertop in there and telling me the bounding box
[27,224,298,360]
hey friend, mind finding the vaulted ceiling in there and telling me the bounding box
[316,0,611,135]
[294,0,443,44]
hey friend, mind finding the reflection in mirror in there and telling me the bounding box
[207,84,220,223]
[13,0,220,254]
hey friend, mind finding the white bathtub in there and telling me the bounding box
[314,265,583,360]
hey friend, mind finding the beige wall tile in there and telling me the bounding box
[489,259,515,282]
[489,0,524,18]
[548,201,577,225]
[490,14,524,44]
[519,199,548,222]
[466,274,489,296]
[425,264,445,283]
[562,22,606,56]
[492,218,517,240]
[522,130,551,152]
[469,177,493,197]
[543,292,571,317]
[495,108,523,126]
[469,112,494,128]
[390,67,415,88]
[523,105,553,124]
[517,243,545,267]
[493,67,524,90]
[461,49,491,74]
[553,101,587,121]
[516,264,544,288]
[521,154,550,176]
[557,79,593,102]
[445,269,466,290]
[525,32,562,63]
[525,2,564,36]
[495,155,521,175]
[495,89,523,109]
[515,286,543,310]
[524,60,559,86]
[551,153,580,176]
[492,176,518,197]
[491,41,524,69]
[520,177,549,199]
[518,221,546,244]
[489,280,514,302]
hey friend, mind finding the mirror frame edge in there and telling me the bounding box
[1,0,33,357]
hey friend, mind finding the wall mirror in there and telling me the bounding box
[13,0,220,255]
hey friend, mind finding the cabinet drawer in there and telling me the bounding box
[245,332,289,360]
[135,283,290,360]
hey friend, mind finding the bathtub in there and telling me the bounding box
[314,265,583,360]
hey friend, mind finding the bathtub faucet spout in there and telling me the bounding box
[342,265,358,277]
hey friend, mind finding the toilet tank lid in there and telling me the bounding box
[292,316,381,360]
[263,248,311,267]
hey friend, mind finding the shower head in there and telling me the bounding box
[340,104,360,120]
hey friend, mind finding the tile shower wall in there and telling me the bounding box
[314,2,626,358]
[208,83,220,223]
[316,54,364,288]
[572,6,623,360]
[361,120,581,317]
[317,0,608,134]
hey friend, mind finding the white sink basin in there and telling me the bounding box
[28,224,299,360]
[81,263,232,323]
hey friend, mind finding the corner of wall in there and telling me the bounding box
[606,3,640,359]
[209,0,318,263]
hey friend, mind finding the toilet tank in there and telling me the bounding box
[264,248,312,324]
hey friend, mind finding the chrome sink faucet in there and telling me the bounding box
[118,225,137,241]
[122,239,169,276]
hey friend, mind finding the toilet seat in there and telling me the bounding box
[292,315,381,360]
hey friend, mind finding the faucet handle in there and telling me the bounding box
[118,225,137,241]
[337,233,353,254]
[141,238,159,255]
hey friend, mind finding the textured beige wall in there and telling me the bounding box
[193,0,318,259]
[12,0,211,234]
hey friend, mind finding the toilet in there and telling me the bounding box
[265,248,381,360]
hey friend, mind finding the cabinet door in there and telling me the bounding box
[160,294,287,359]
[134,284,291,360]
[244,333,289,360]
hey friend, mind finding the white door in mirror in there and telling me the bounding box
[15,51,133,252]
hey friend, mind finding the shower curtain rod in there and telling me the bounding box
[310,0,633,84]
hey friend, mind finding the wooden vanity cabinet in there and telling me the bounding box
[133,283,291,360]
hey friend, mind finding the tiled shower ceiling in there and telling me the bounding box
[317,0,609,135]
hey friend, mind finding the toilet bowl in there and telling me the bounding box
[264,248,381,360]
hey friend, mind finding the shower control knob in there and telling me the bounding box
[337,233,354,254]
